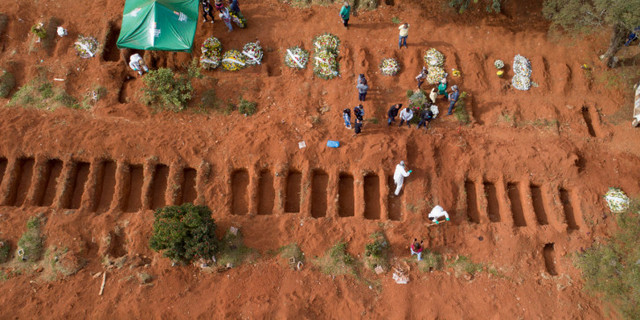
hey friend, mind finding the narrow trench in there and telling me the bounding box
[310,170,328,218]
[11,158,35,206]
[560,188,580,230]
[94,161,117,213]
[387,176,401,221]
[581,106,597,137]
[530,185,549,225]
[102,23,121,62]
[508,183,526,227]
[231,169,249,215]
[484,182,501,222]
[338,173,354,217]
[38,159,63,207]
[257,169,274,215]
[543,243,558,276]
[180,168,197,205]
[150,164,169,210]
[363,174,380,220]
[124,164,143,212]
[67,162,90,209]
[465,180,480,223]
[284,170,301,213]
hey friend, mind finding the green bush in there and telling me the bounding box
[237,98,257,116]
[17,216,44,262]
[364,232,389,271]
[449,0,501,14]
[314,241,357,276]
[575,200,640,318]
[141,68,194,112]
[0,239,10,263]
[454,91,470,125]
[30,23,46,39]
[0,69,15,98]
[149,204,217,263]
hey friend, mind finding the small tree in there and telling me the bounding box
[149,204,217,263]
[543,0,640,68]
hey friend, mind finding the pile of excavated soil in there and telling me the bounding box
[0,0,639,318]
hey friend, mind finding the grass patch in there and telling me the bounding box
[237,97,257,116]
[216,230,256,267]
[0,69,15,98]
[453,91,470,125]
[9,75,79,110]
[80,86,107,109]
[364,232,390,271]
[448,255,484,277]
[0,239,11,263]
[196,89,223,114]
[417,249,444,272]
[574,199,640,318]
[314,241,357,276]
[365,117,379,124]
[278,243,305,269]
[17,216,44,263]
[391,17,401,24]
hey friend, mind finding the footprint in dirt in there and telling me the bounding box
[342,47,353,75]
[356,48,369,74]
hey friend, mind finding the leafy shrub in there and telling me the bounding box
[17,216,44,262]
[391,17,401,24]
[364,232,389,271]
[237,98,257,116]
[0,239,10,263]
[30,23,46,39]
[449,0,501,14]
[149,204,217,263]
[575,200,640,318]
[314,241,357,276]
[454,92,470,124]
[141,68,193,112]
[0,69,15,98]
[408,89,428,124]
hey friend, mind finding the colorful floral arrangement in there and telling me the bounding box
[424,48,445,67]
[512,54,532,90]
[313,49,339,80]
[408,89,429,124]
[313,33,340,54]
[221,50,246,71]
[284,46,309,69]
[201,37,222,56]
[426,66,446,85]
[380,58,400,76]
[229,10,246,28]
[513,54,532,77]
[242,41,263,65]
[604,187,630,213]
[494,59,504,69]
[74,35,99,59]
[200,37,222,70]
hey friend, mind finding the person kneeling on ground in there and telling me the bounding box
[428,205,450,224]
[129,53,149,76]
[417,107,434,130]
[387,103,401,126]
[410,238,424,261]
[399,107,414,127]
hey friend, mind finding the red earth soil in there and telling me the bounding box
[0,0,639,318]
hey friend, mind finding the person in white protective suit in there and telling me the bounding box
[393,161,411,196]
[428,205,450,224]
[129,53,149,76]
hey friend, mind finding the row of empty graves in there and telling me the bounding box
[231,168,404,220]
[0,157,197,212]
[463,179,585,231]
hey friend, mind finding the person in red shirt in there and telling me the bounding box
[410,238,424,261]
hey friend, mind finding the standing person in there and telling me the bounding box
[202,0,215,23]
[398,23,409,49]
[229,0,241,15]
[415,67,428,89]
[354,117,363,135]
[428,205,450,224]
[410,238,424,261]
[129,53,149,76]
[387,103,401,126]
[214,0,225,11]
[393,161,411,196]
[438,79,448,96]
[429,87,438,104]
[219,7,233,32]
[339,2,351,28]
[399,107,414,127]
[354,104,364,121]
[357,81,369,102]
[447,85,460,115]
[343,108,352,129]
[357,74,367,85]
[417,107,434,130]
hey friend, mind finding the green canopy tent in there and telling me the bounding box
[117,0,199,53]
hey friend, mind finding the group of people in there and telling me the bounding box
[201,0,243,32]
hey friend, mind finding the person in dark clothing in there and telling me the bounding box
[214,0,225,12]
[356,81,369,102]
[417,108,434,130]
[357,74,367,85]
[387,103,401,126]
[229,0,241,15]
[202,0,215,23]
[354,104,364,121]
[354,117,363,135]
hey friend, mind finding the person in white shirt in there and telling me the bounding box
[428,205,450,224]
[399,107,414,127]
[393,161,411,196]
[129,53,149,76]
[398,23,409,49]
